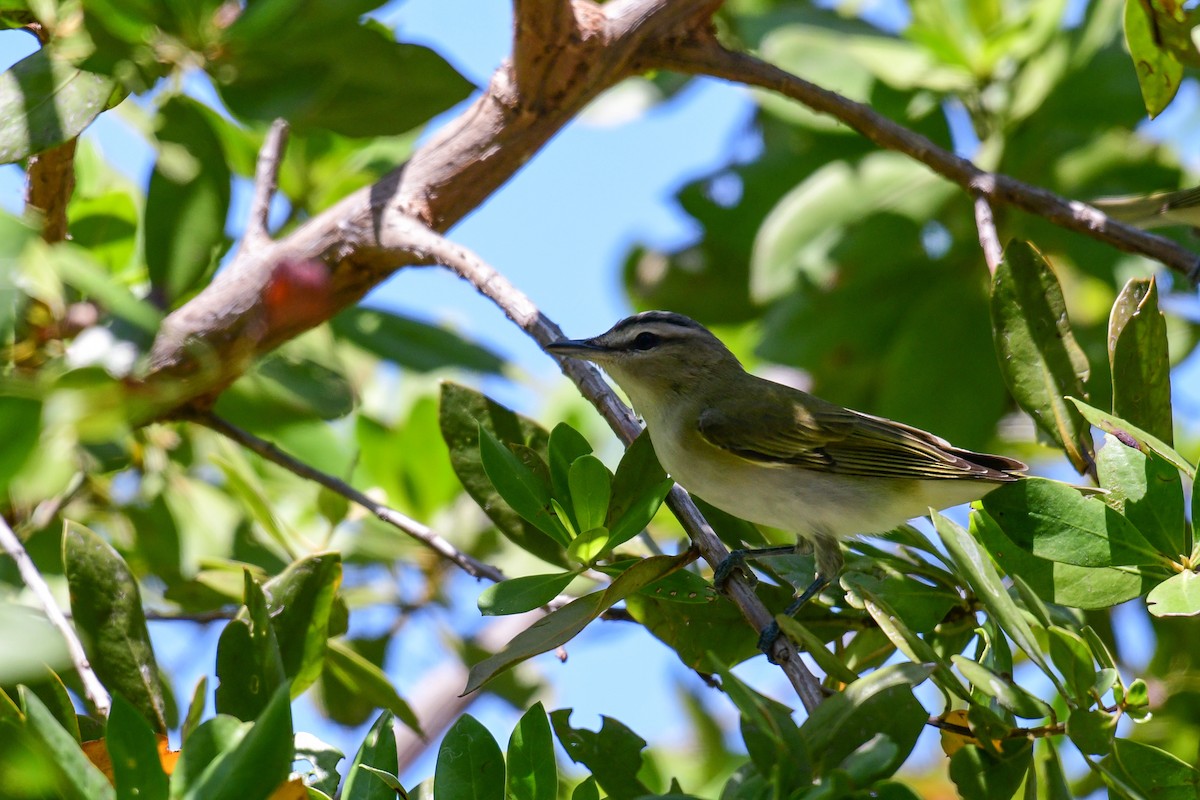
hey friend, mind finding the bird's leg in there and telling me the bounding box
[712,544,798,589]
[757,538,844,661]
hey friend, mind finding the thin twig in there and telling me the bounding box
[653,39,1200,283]
[389,216,827,711]
[0,517,111,716]
[973,195,1003,276]
[192,411,506,583]
[244,119,290,248]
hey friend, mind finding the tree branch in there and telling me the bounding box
[0,517,111,716]
[973,196,1003,275]
[244,118,289,249]
[650,38,1200,282]
[390,216,826,711]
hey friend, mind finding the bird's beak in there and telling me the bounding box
[545,338,609,359]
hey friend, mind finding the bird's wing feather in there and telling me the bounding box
[696,384,1018,481]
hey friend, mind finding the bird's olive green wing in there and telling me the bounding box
[696,382,1019,481]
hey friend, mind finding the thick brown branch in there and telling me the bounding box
[651,39,1200,281]
[24,137,77,244]
[390,217,826,711]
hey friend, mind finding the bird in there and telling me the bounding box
[546,310,1026,654]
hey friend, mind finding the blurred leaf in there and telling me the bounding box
[1096,433,1186,557]
[568,455,611,535]
[263,553,342,695]
[711,660,812,788]
[63,520,166,733]
[506,702,556,800]
[571,777,600,800]
[550,710,653,800]
[972,507,1153,608]
[465,552,691,693]
[439,383,569,567]
[1146,570,1200,617]
[216,6,473,136]
[292,733,343,796]
[341,711,401,800]
[21,688,115,800]
[773,615,859,684]
[0,396,41,499]
[981,477,1162,567]
[0,605,70,684]
[1069,398,1195,479]
[331,307,503,374]
[181,676,206,745]
[478,571,578,616]
[324,639,421,735]
[215,353,356,431]
[433,714,503,800]
[144,96,231,306]
[990,240,1093,473]
[1047,627,1096,702]
[1109,277,1173,443]
[1100,738,1200,797]
[1124,0,1185,117]
[107,694,169,800]
[214,572,286,721]
[0,46,113,165]
[1065,707,1116,754]
[949,741,1033,800]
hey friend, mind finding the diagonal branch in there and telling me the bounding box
[650,38,1200,282]
[390,216,827,711]
[243,119,290,249]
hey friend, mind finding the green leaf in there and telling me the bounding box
[607,430,667,527]
[990,239,1093,473]
[567,527,610,566]
[951,656,1053,719]
[548,424,593,523]
[506,702,557,800]
[324,639,421,735]
[0,46,114,164]
[330,307,504,374]
[215,354,356,431]
[606,479,673,552]
[477,572,578,616]
[625,592,759,669]
[713,660,811,788]
[1100,739,1200,798]
[214,572,286,721]
[1047,627,1096,703]
[550,710,654,800]
[841,572,959,633]
[439,383,568,567]
[179,684,294,800]
[181,676,207,745]
[341,712,401,800]
[571,777,600,800]
[433,714,504,800]
[0,396,40,495]
[1096,433,1186,557]
[21,688,115,800]
[145,96,231,306]
[479,425,568,545]
[464,552,691,693]
[262,553,342,696]
[1109,277,1173,444]
[981,477,1163,568]
[949,741,1033,800]
[1069,398,1195,480]
[107,694,169,800]
[1124,0,1185,117]
[568,455,612,534]
[293,734,343,797]
[62,520,167,733]
[1065,707,1116,755]
[1033,740,1072,800]
[1146,570,1200,617]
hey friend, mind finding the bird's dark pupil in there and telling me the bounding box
[632,332,660,350]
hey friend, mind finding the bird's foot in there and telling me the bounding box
[712,544,798,590]
[758,620,787,663]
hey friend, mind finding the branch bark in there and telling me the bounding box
[243,119,289,250]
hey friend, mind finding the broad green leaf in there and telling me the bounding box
[169,714,245,794]
[841,572,959,633]
[568,455,612,534]
[713,660,811,787]
[479,425,568,546]
[217,7,474,137]
[1100,739,1200,798]
[981,477,1163,568]
[1033,740,1072,800]
[972,507,1154,609]
[210,453,296,560]
[356,766,407,795]
[1146,571,1200,617]
[506,702,556,800]
[1047,627,1096,703]
[107,694,169,800]
[548,423,593,525]
[990,240,1092,473]
[341,712,400,800]
[62,520,167,733]
[215,354,356,431]
[465,552,691,693]
[1124,0,1184,117]
[180,684,294,800]
[1065,707,1116,755]
[330,307,503,374]
[550,710,654,800]
[607,430,668,526]
[951,656,1053,719]
[1069,398,1195,479]
[477,572,578,616]
[324,639,421,735]
[293,734,343,797]
[21,689,115,800]
[949,740,1033,800]
[181,676,206,745]
[775,616,859,684]
[625,592,760,669]
[439,383,568,567]
[0,396,40,495]
[0,46,114,164]
[567,527,609,566]
[1108,277,1173,443]
[1096,433,1186,557]
[145,96,231,306]
[433,714,503,800]
[606,479,673,552]
[262,553,341,695]
[0,605,70,684]
[571,777,600,800]
[214,572,285,721]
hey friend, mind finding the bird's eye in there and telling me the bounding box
[631,331,661,351]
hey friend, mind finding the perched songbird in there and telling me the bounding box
[547,311,1026,651]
